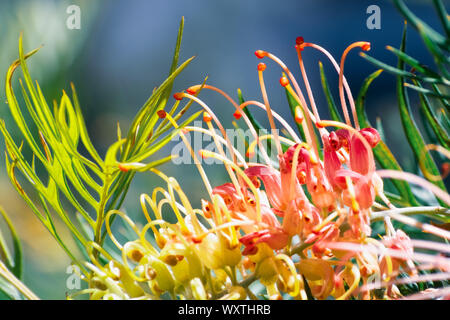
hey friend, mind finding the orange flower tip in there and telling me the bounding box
[294,106,303,123]
[186,87,197,95]
[315,121,325,128]
[118,163,129,172]
[199,149,208,159]
[203,112,212,123]
[317,121,326,128]
[294,116,303,124]
[181,128,188,134]
[173,92,184,100]
[257,62,266,72]
[192,236,202,244]
[279,76,289,87]
[362,42,371,51]
[233,110,243,120]
[254,50,267,59]
[157,110,167,119]
[246,150,255,158]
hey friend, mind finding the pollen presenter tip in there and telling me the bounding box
[173,92,184,100]
[199,149,208,159]
[257,63,266,71]
[279,76,289,87]
[203,112,212,123]
[362,42,371,51]
[157,110,167,119]
[294,106,303,123]
[255,50,267,59]
[186,88,197,95]
[233,110,243,120]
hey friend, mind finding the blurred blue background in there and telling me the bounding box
[0,0,444,299]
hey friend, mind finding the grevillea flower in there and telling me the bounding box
[76,37,450,301]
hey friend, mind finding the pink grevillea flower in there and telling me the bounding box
[209,182,289,253]
[285,144,336,212]
[380,229,415,278]
[166,35,450,300]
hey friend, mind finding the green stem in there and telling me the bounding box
[287,242,312,259]
[370,206,449,222]
[94,172,112,257]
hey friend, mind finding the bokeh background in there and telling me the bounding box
[0,0,444,299]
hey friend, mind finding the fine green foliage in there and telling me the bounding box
[358,0,449,207]
[0,207,23,299]
[0,18,199,272]
[0,207,21,279]
[395,26,447,205]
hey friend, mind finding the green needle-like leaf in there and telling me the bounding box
[393,0,448,49]
[319,61,343,123]
[355,69,419,206]
[396,26,447,205]
[412,80,450,149]
[0,207,22,279]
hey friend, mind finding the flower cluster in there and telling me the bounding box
[77,38,450,300]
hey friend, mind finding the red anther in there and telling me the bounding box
[157,110,166,119]
[255,50,267,59]
[246,150,255,159]
[118,163,129,172]
[233,110,242,120]
[296,36,304,45]
[173,92,184,100]
[186,87,196,95]
[362,42,371,51]
[203,112,212,123]
[279,76,289,87]
[257,62,266,72]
